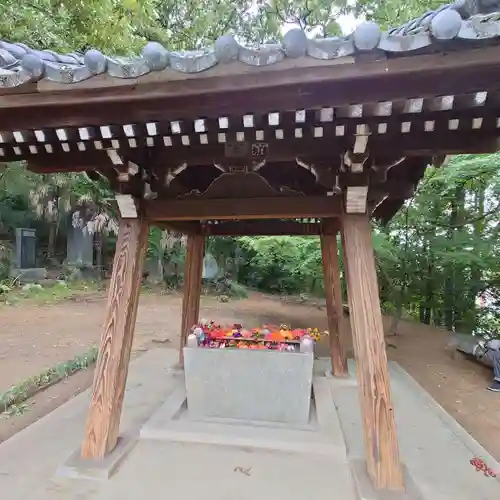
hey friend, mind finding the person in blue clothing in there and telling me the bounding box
[474,338,500,392]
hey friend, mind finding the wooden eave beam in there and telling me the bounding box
[3,47,500,129]
[25,150,114,174]
[144,196,341,221]
[19,129,500,172]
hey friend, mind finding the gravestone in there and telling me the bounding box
[15,228,37,269]
[67,225,94,268]
[12,228,47,282]
[202,253,219,279]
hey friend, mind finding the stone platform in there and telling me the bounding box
[140,375,345,457]
[0,349,499,500]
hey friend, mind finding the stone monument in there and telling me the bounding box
[12,228,47,282]
[66,225,94,268]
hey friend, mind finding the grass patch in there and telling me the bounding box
[0,345,98,416]
[0,280,102,306]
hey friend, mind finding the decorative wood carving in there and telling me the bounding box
[181,171,304,199]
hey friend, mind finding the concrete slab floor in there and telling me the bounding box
[331,361,500,500]
[39,441,357,500]
[0,349,180,500]
[0,349,498,500]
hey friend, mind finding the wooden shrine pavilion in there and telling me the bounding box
[2,0,500,493]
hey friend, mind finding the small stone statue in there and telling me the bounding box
[193,326,205,344]
[300,335,314,354]
[187,333,198,348]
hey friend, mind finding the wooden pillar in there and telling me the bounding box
[179,233,205,365]
[81,217,149,459]
[320,219,348,376]
[341,214,404,491]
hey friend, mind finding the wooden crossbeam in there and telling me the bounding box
[155,219,340,236]
[203,220,331,236]
[144,196,341,221]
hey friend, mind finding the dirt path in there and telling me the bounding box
[1,291,499,462]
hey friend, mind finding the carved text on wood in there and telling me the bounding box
[251,142,269,157]
[224,141,269,158]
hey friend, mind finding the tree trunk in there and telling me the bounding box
[444,186,464,331]
[469,182,485,331]
[47,222,57,259]
[420,238,433,325]
[95,232,104,272]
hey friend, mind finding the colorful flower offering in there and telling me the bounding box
[191,320,328,352]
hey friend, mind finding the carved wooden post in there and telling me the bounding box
[179,233,205,365]
[341,214,404,491]
[81,217,149,459]
[320,219,348,376]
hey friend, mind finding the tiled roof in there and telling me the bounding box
[1,1,500,88]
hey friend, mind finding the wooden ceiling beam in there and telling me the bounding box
[144,196,341,221]
[2,47,500,130]
[3,104,498,154]
[17,129,499,172]
[25,150,113,173]
[153,130,500,166]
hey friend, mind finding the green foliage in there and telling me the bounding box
[356,0,442,29]
[380,153,500,332]
[0,345,98,415]
[0,0,157,53]
[1,0,499,338]
[0,280,100,305]
[236,236,324,294]
[0,241,13,280]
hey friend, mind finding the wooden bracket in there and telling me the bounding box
[116,194,139,218]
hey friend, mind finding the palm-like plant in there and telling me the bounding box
[147,226,186,284]
[28,171,118,266]
[70,173,119,270]
[29,173,74,260]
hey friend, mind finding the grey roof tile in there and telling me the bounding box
[0,1,500,88]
